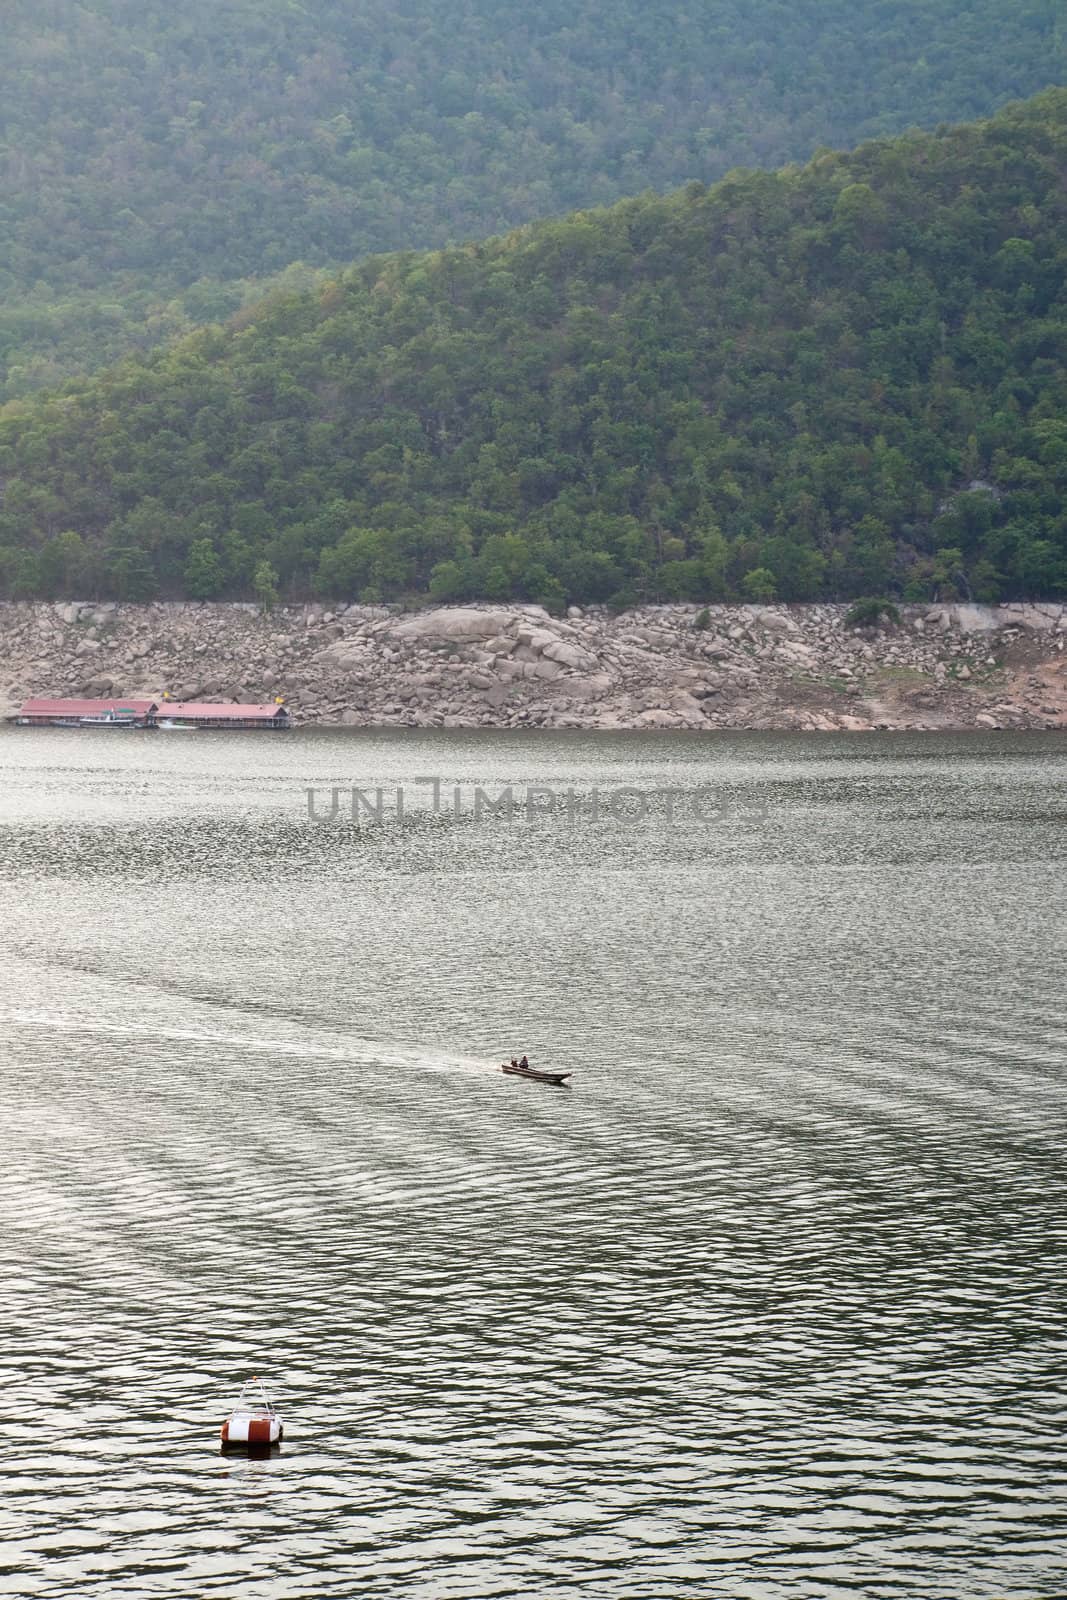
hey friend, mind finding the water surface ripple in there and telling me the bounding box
[0,729,1064,1598]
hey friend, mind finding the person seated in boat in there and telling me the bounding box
[510,1057,519,1069]
[519,1054,529,1070]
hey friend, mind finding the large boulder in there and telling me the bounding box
[310,639,371,673]
[392,608,512,642]
[636,707,686,728]
[668,690,706,718]
[542,639,598,671]
[750,607,799,635]
[776,641,817,667]
[563,673,613,702]
[994,603,1064,631]
[947,604,999,633]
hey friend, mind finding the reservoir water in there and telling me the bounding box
[1,727,1064,1598]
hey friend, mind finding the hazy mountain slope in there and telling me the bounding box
[1,0,1063,395]
[0,92,1065,606]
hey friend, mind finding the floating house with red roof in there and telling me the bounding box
[8,697,290,729]
[10,697,158,727]
[158,701,290,730]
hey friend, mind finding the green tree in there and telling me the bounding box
[428,559,469,601]
[106,543,157,600]
[930,546,966,601]
[38,531,89,596]
[845,597,901,629]
[11,551,42,598]
[184,538,225,599]
[253,560,279,613]
[742,567,778,602]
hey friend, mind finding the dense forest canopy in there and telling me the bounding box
[1,92,1066,607]
[1,0,1064,396]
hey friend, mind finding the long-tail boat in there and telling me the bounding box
[501,1062,571,1086]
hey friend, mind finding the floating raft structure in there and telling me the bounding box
[157,701,290,730]
[220,1377,284,1449]
[9,696,158,727]
[6,697,290,730]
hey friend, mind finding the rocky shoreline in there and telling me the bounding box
[1,599,1065,732]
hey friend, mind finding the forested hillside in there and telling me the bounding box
[2,0,1063,395]
[1,92,1065,606]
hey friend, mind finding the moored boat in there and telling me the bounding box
[502,1062,572,1085]
[220,1377,283,1449]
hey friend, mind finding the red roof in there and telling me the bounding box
[162,702,287,719]
[20,697,158,716]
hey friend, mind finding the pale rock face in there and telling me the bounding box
[636,707,685,728]
[751,607,799,635]
[668,688,710,713]
[562,673,612,702]
[949,604,1000,633]
[392,607,512,641]
[315,636,367,659]
[515,625,557,651]
[541,639,598,671]
[776,642,816,666]
[995,602,1065,630]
